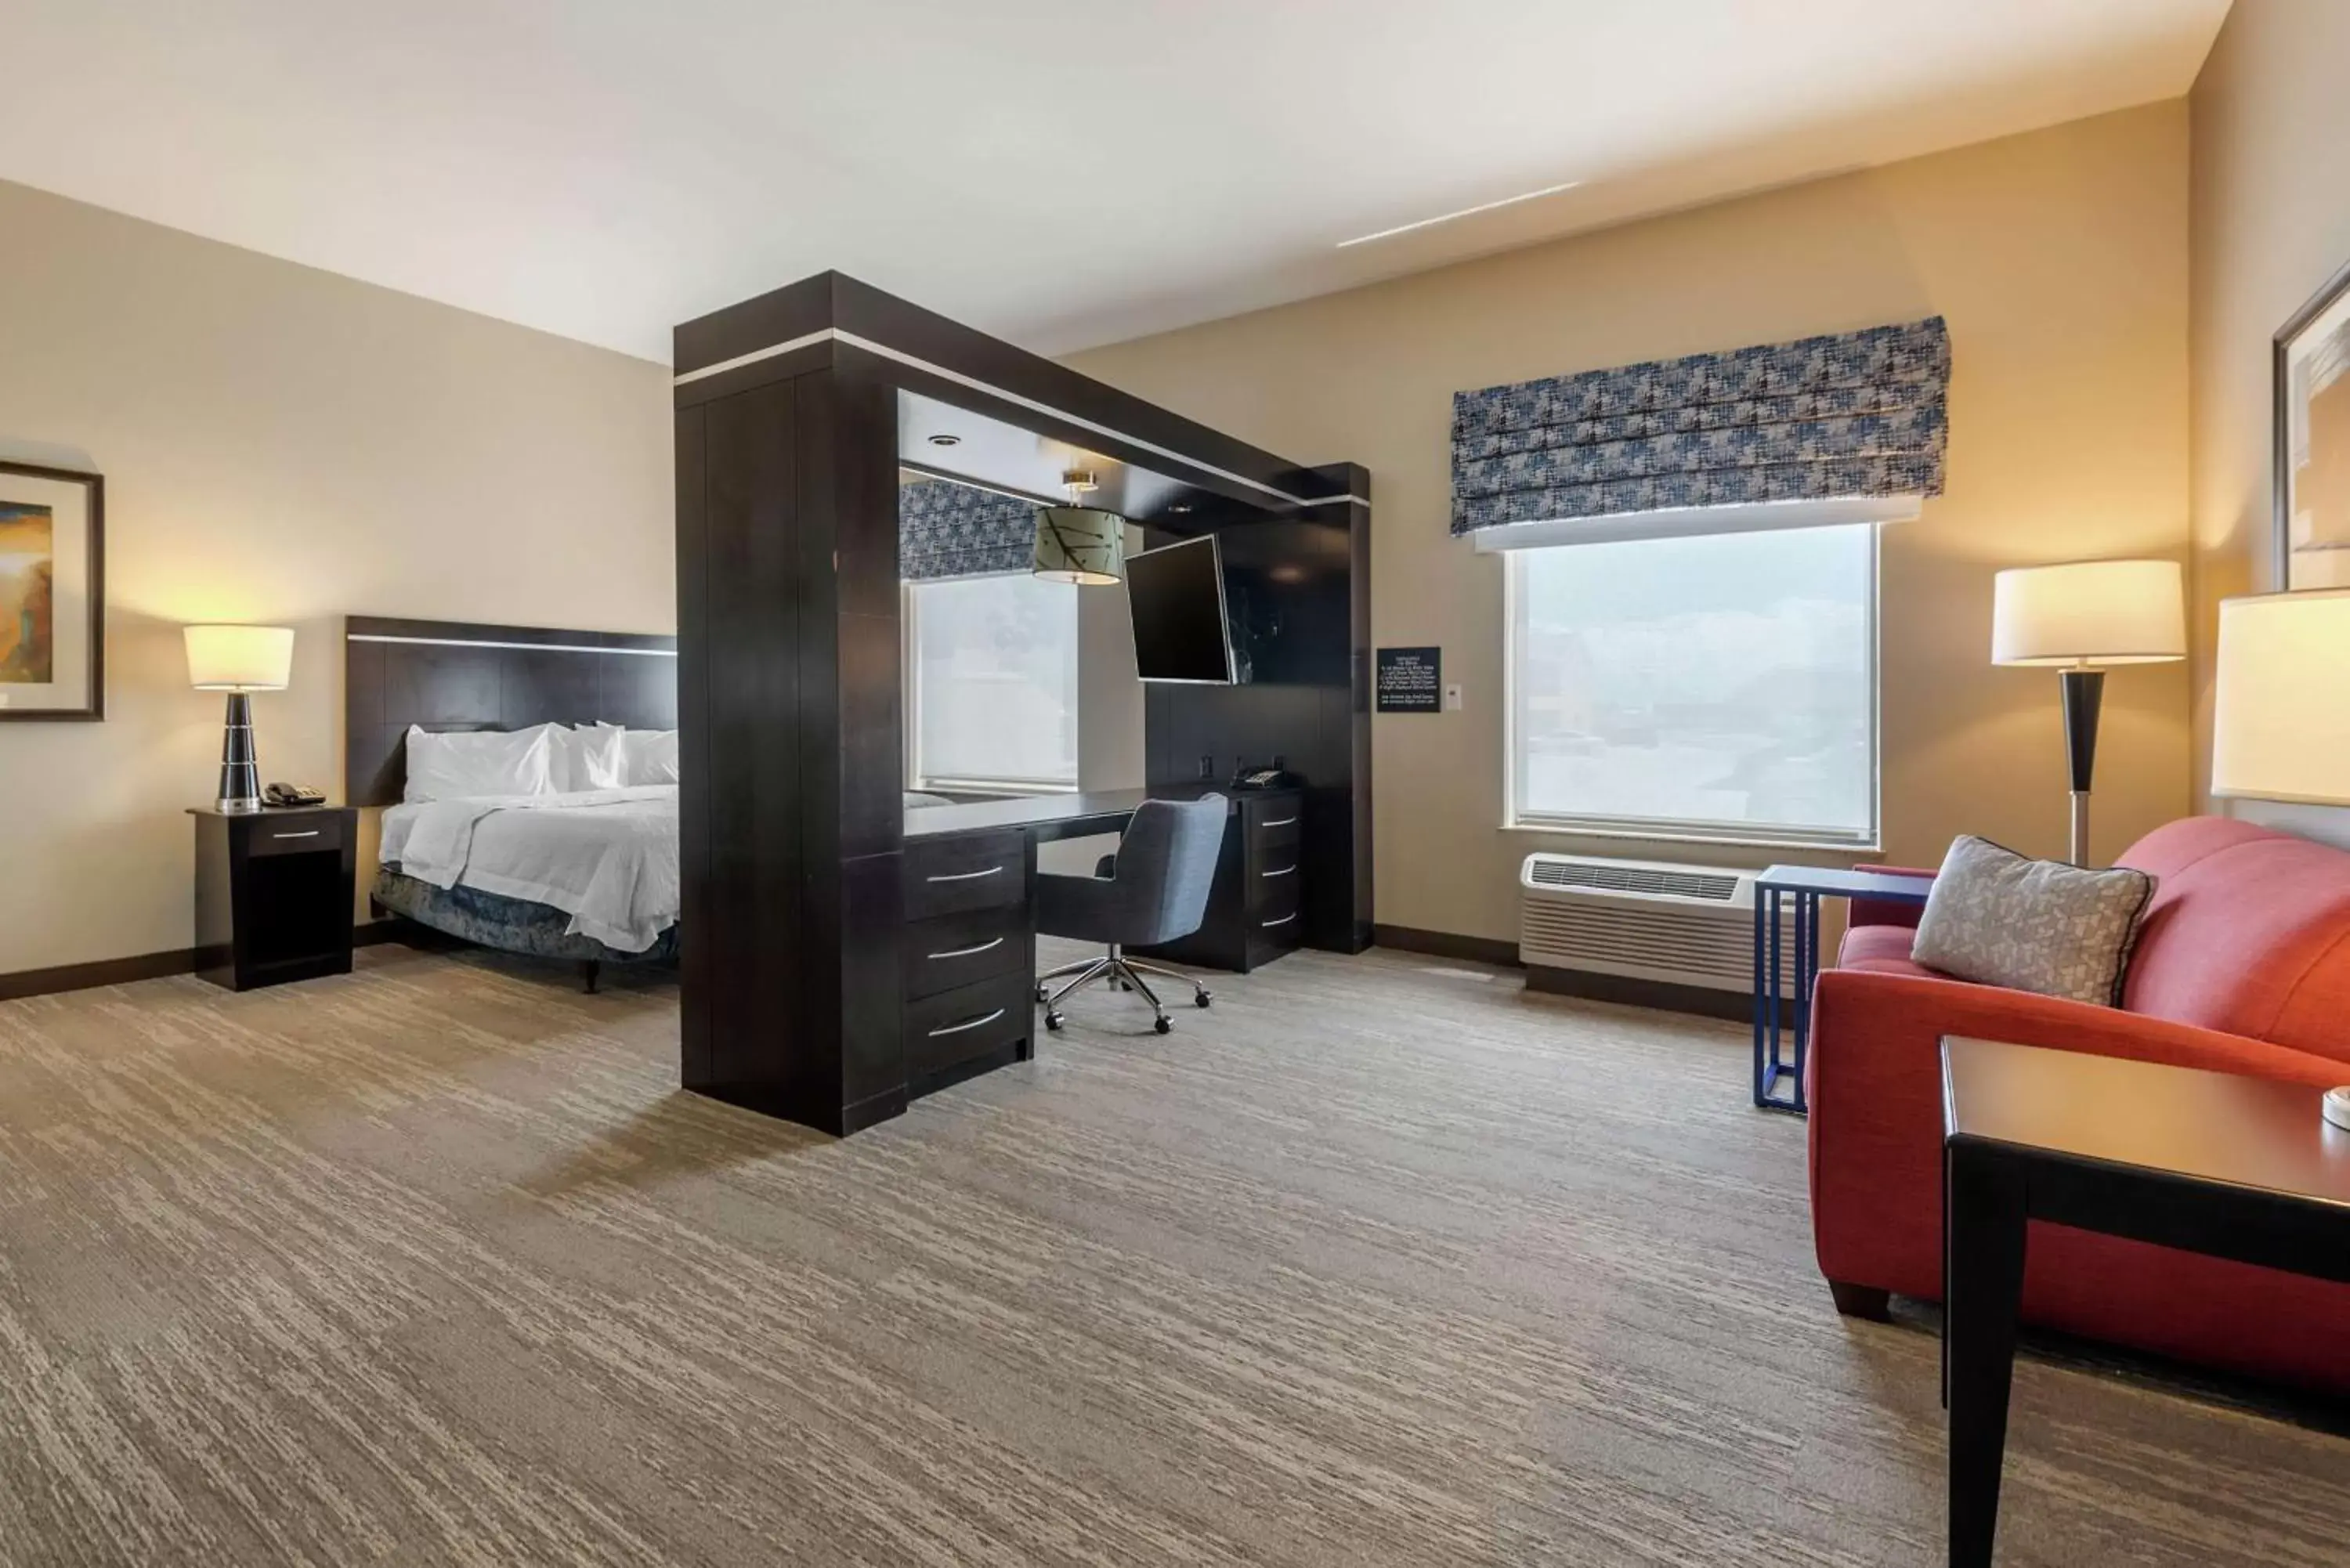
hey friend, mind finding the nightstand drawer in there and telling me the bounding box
[903,971,1030,1080]
[903,830,1027,920]
[903,905,1027,999]
[250,815,346,857]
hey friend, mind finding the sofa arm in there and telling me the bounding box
[1849,864,1936,931]
[1804,966,2348,1301]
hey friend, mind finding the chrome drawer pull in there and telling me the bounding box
[1259,815,1298,829]
[1261,912,1298,929]
[927,1006,1006,1039]
[271,830,322,840]
[927,936,1005,961]
[1260,863,1297,878]
[925,864,1005,883]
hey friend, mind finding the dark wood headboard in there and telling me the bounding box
[343,616,678,807]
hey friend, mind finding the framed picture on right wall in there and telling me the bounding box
[2276,256,2350,591]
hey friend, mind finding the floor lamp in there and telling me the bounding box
[1991,560,2186,865]
[2211,587,2350,1129]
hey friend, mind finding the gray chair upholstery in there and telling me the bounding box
[1035,794,1226,1032]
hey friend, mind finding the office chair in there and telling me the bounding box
[1035,794,1227,1034]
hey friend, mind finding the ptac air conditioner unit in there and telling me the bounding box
[1519,852,1795,1003]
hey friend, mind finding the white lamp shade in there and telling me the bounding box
[2212,589,2350,805]
[185,624,295,691]
[1990,559,2186,666]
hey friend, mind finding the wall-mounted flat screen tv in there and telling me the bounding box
[1126,534,1236,683]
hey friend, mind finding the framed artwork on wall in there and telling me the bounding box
[2275,257,2350,591]
[0,460,105,721]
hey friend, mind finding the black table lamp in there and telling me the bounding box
[185,624,294,813]
[1990,560,2185,865]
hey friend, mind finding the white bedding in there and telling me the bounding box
[380,786,679,953]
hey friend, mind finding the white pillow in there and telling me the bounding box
[610,725,679,786]
[551,723,627,792]
[403,724,555,803]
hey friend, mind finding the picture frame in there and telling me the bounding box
[0,460,105,721]
[2273,255,2350,592]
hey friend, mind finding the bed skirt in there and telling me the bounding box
[371,869,680,966]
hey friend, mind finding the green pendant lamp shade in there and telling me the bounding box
[1033,506,1126,585]
[1033,468,1126,585]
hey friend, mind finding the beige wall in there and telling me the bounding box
[1070,104,2193,942]
[0,179,672,975]
[2188,0,2350,847]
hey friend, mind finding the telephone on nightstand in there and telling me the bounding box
[263,782,327,807]
[1230,765,1299,791]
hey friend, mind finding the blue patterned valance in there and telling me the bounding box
[1450,316,1950,535]
[900,479,1038,581]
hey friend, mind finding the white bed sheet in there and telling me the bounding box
[380,786,679,953]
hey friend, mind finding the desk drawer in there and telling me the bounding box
[904,971,1031,1080]
[1249,847,1302,912]
[250,815,346,858]
[1246,800,1302,856]
[904,830,1026,920]
[1251,869,1302,930]
[903,906,1026,999]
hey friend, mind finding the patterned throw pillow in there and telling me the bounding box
[1911,836,2157,1006]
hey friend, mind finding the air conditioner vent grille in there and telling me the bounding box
[1525,860,1738,901]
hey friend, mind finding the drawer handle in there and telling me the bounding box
[1259,815,1298,829]
[926,865,1005,883]
[1260,863,1297,878]
[927,935,1005,961]
[270,830,322,840]
[1261,912,1298,929]
[927,1006,1007,1039]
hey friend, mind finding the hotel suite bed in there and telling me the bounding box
[372,782,960,971]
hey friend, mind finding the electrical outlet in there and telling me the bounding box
[1444,683,1464,711]
[1198,753,1215,780]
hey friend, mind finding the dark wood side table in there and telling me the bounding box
[190,804,359,991]
[1940,1036,2350,1567]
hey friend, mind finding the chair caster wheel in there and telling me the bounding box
[1035,984,1048,1003]
[1195,992,1213,1008]
[1044,1011,1065,1032]
[1153,1016,1172,1035]
[1118,979,1133,992]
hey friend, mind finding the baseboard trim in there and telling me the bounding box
[1526,963,1788,1025]
[1372,924,1521,968]
[0,948,198,1003]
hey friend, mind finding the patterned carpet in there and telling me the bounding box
[0,940,2344,1566]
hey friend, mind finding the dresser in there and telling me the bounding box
[1132,789,1305,974]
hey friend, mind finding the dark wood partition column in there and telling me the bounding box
[675,334,906,1134]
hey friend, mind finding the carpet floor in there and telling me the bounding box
[0,941,2343,1566]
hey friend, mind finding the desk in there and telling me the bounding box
[891,787,1307,1109]
[906,787,1163,844]
[1940,1038,2350,1567]
[1752,865,1935,1114]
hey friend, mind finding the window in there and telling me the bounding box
[906,573,1080,792]
[1506,523,1878,847]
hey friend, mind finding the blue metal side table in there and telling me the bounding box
[1752,865,1935,1114]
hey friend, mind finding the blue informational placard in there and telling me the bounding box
[1376,646,1441,713]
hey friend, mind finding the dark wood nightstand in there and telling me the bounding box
[189,804,359,991]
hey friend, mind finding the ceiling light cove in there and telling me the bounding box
[1335,180,1583,249]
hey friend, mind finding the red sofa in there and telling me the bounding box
[1806,816,2350,1393]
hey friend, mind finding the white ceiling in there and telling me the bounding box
[0,1,2229,365]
